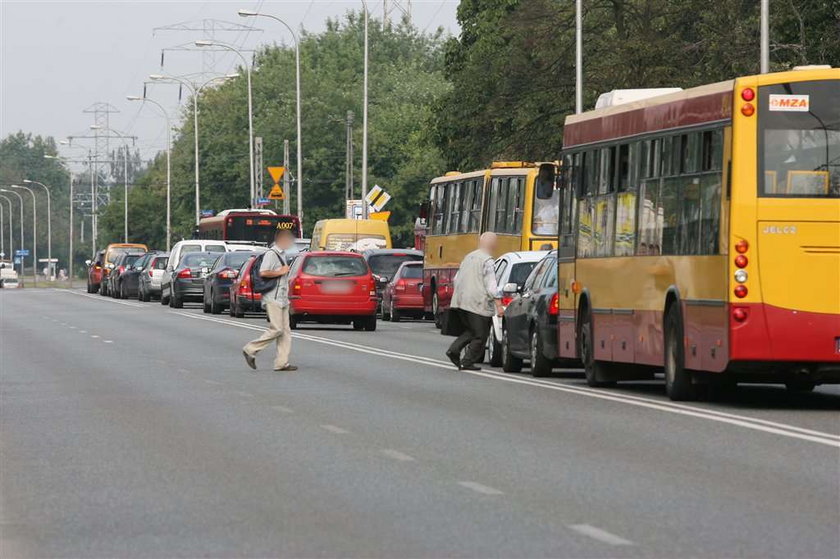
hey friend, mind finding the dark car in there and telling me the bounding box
[117,252,158,299]
[138,253,169,302]
[168,251,219,308]
[203,250,261,314]
[107,251,147,299]
[86,250,106,293]
[362,249,423,309]
[229,255,263,317]
[500,252,561,377]
[380,261,425,321]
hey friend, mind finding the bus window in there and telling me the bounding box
[508,177,524,233]
[615,192,637,256]
[599,146,615,194]
[617,144,630,191]
[467,179,482,232]
[448,182,463,234]
[660,177,681,254]
[532,184,559,236]
[637,179,662,255]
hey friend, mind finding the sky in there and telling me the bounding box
[0,0,459,168]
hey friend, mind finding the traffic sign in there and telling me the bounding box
[200,209,215,218]
[370,211,391,222]
[365,184,391,212]
[254,197,271,207]
[15,249,29,257]
[268,184,285,201]
[267,166,285,183]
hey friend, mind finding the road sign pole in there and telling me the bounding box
[283,140,291,215]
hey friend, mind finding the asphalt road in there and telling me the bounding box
[1,288,838,558]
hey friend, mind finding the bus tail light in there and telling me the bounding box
[740,88,755,101]
[734,285,748,298]
[734,255,748,268]
[734,269,748,283]
[741,103,755,116]
[732,307,749,322]
[177,268,192,279]
[735,239,749,254]
[548,293,559,316]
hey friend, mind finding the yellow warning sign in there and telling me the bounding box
[269,184,285,200]
[267,166,285,183]
[369,211,391,222]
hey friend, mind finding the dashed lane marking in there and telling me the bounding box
[56,289,145,308]
[103,340,113,344]
[568,524,634,546]
[320,424,349,434]
[380,449,415,462]
[90,335,100,339]
[458,481,503,495]
[271,405,294,414]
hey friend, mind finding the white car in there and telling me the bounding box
[160,240,231,305]
[486,250,550,367]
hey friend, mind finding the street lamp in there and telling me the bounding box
[11,185,37,285]
[0,189,25,281]
[127,94,172,250]
[238,8,304,225]
[149,73,239,226]
[361,0,370,218]
[45,154,77,286]
[196,39,256,208]
[89,125,130,242]
[0,196,13,259]
[23,179,53,279]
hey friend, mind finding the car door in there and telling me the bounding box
[506,259,548,354]
[529,256,557,335]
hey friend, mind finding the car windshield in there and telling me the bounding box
[532,190,560,235]
[303,256,368,277]
[181,253,217,268]
[124,255,142,267]
[367,253,422,278]
[223,251,253,270]
[206,245,226,252]
[152,257,168,270]
[399,265,423,279]
[508,262,539,287]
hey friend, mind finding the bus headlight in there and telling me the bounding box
[734,269,748,283]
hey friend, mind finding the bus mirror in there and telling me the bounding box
[418,201,430,220]
[536,163,555,199]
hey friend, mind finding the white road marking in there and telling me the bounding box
[271,405,294,414]
[177,368,190,374]
[68,326,77,329]
[79,330,87,334]
[171,311,840,448]
[202,379,223,385]
[103,340,113,344]
[90,335,100,339]
[320,424,349,434]
[568,524,633,546]
[458,481,503,495]
[58,289,145,308]
[380,449,415,462]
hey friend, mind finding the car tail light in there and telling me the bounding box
[292,278,301,295]
[394,280,406,292]
[177,268,192,279]
[548,292,559,315]
[732,307,749,322]
[219,268,238,279]
[118,266,125,275]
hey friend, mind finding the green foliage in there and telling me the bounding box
[99,13,449,248]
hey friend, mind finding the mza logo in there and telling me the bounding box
[768,94,810,112]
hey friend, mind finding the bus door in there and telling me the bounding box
[556,156,579,359]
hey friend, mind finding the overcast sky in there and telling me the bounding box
[0,0,459,166]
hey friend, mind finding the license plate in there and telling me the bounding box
[320,281,352,294]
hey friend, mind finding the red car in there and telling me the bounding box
[288,251,377,331]
[229,255,263,317]
[380,261,425,322]
[86,250,106,293]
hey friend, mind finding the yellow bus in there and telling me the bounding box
[556,66,839,400]
[421,161,560,323]
[309,218,392,251]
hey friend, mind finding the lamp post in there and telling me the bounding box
[760,0,769,73]
[237,9,304,225]
[1,189,25,281]
[149,73,239,226]
[89,125,130,242]
[128,95,172,250]
[361,0,370,218]
[11,185,37,285]
[0,196,12,259]
[23,179,53,279]
[196,40,256,208]
[575,0,582,114]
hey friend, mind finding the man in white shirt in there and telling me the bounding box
[445,232,503,370]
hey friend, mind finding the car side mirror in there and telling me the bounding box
[503,282,519,295]
[85,259,91,266]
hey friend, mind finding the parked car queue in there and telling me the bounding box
[83,240,564,377]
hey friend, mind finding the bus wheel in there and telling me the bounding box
[664,305,696,401]
[432,291,442,329]
[579,307,614,387]
[785,380,816,393]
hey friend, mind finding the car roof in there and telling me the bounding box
[362,249,423,257]
[496,250,551,263]
[305,251,364,257]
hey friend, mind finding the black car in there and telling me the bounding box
[168,251,219,308]
[202,250,260,314]
[108,251,147,299]
[117,252,157,299]
[361,248,424,309]
[500,252,561,377]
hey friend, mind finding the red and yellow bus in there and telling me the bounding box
[421,161,560,322]
[196,209,301,243]
[556,66,839,400]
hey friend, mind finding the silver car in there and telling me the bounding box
[137,253,169,302]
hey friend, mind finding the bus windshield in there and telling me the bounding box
[759,80,840,198]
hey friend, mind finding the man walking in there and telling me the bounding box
[243,227,298,372]
[445,232,503,371]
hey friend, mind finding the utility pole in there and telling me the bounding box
[383,0,411,27]
[283,139,291,215]
[255,136,264,200]
[760,0,769,73]
[346,111,355,201]
[575,0,583,114]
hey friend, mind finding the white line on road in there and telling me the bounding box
[458,481,503,495]
[90,335,100,339]
[320,424,349,434]
[177,368,190,374]
[271,405,294,414]
[170,311,840,448]
[568,524,634,546]
[57,289,145,308]
[68,326,77,329]
[380,449,415,462]
[103,340,113,344]
[79,330,87,334]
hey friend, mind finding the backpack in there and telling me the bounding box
[251,249,286,294]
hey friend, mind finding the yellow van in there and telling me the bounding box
[310,219,392,251]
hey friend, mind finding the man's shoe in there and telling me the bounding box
[274,365,298,372]
[243,350,257,370]
[445,351,461,368]
[460,363,481,371]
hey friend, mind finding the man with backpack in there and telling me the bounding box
[242,227,298,372]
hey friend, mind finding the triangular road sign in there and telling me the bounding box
[267,166,285,184]
[268,184,285,200]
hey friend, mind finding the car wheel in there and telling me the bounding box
[137,287,144,302]
[203,294,211,313]
[530,328,553,378]
[290,315,299,330]
[119,282,126,299]
[664,304,696,401]
[86,281,94,293]
[501,327,523,373]
[389,300,400,322]
[210,292,222,315]
[363,315,377,332]
[380,298,390,320]
[487,331,503,367]
[229,300,236,317]
[170,290,183,309]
